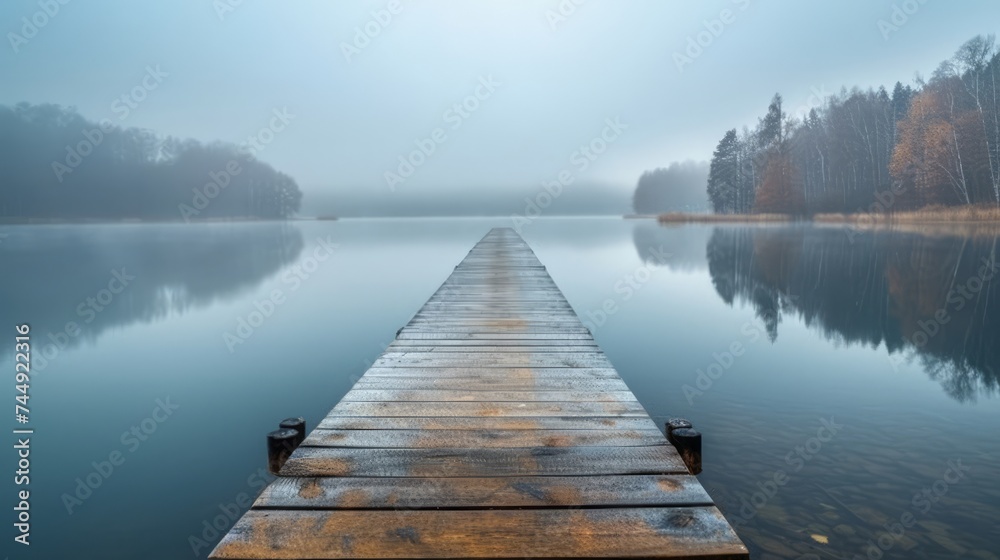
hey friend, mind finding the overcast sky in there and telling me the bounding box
[3,1,999,215]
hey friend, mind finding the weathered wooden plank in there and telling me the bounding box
[359,367,622,378]
[280,446,687,477]
[422,300,566,304]
[413,311,579,317]
[388,339,598,347]
[370,355,613,368]
[419,308,571,312]
[429,292,559,296]
[352,377,629,391]
[339,389,637,403]
[423,298,570,302]
[409,319,584,325]
[400,327,588,332]
[411,317,582,323]
[398,327,592,334]
[302,428,665,448]
[411,317,577,321]
[436,283,555,286]
[422,300,568,304]
[422,303,564,308]
[317,416,661,431]
[255,474,713,509]
[211,507,748,559]
[381,346,600,353]
[440,271,549,275]
[395,332,594,340]
[327,400,646,417]
[440,279,557,284]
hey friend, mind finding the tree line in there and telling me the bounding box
[706,34,1000,215]
[0,103,302,220]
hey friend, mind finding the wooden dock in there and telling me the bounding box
[211,228,748,559]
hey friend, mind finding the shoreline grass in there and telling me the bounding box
[654,205,1000,226]
[814,204,1000,224]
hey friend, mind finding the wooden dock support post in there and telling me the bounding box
[267,428,299,475]
[671,427,702,475]
[279,417,306,448]
[665,418,693,445]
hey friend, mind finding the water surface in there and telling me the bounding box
[1,218,998,559]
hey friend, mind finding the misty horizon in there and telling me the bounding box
[5,1,999,217]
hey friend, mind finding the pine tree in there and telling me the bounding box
[758,94,785,149]
[707,129,739,213]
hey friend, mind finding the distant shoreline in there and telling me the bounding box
[0,216,336,225]
[649,205,1000,228]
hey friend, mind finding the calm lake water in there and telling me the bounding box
[2,217,998,559]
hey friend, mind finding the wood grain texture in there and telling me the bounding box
[395,333,594,340]
[211,507,748,559]
[279,446,688,477]
[370,354,613,368]
[301,428,665,448]
[352,377,629,391]
[317,416,662,431]
[254,475,713,509]
[339,389,638,402]
[359,367,622,378]
[389,339,598,347]
[380,346,600,353]
[326,400,648,417]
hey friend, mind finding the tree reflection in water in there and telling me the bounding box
[704,226,999,402]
